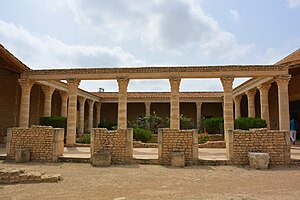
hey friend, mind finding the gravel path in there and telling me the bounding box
[0,161,299,200]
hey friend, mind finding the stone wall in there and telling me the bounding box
[231,129,290,165]
[91,128,133,164]
[6,126,64,162]
[158,128,198,165]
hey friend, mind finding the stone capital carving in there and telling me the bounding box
[274,75,291,87]
[234,95,242,103]
[95,102,102,109]
[18,79,35,91]
[245,89,257,99]
[196,101,202,108]
[169,78,181,91]
[220,77,234,90]
[257,82,271,95]
[59,91,69,100]
[87,99,95,107]
[117,77,129,92]
[145,102,151,107]
[67,79,81,87]
[42,86,55,95]
[78,96,86,104]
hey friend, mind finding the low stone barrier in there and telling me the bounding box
[230,128,290,165]
[0,168,61,184]
[6,126,64,162]
[133,141,158,148]
[90,128,133,164]
[158,128,198,165]
[198,141,226,148]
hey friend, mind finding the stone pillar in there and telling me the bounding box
[275,75,291,131]
[42,86,55,117]
[220,77,234,160]
[87,99,95,132]
[258,83,271,129]
[117,78,129,129]
[234,95,242,119]
[78,96,86,134]
[145,102,151,129]
[59,91,68,118]
[66,79,80,146]
[245,89,257,118]
[196,101,202,131]
[18,79,35,127]
[95,102,101,126]
[169,78,181,130]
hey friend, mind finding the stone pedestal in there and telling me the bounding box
[248,152,269,169]
[171,152,185,167]
[15,148,30,163]
[92,151,112,167]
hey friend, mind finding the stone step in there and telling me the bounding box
[58,156,90,163]
[131,158,159,165]
[0,154,6,160]
[198,159,231,166]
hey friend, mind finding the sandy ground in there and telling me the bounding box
[0,161,299,200]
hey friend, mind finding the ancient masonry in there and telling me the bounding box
[158,128,198,165]
[231,129,290,165]
[0,168,61,184]
[6,126,64,162]
[90,128,133,164]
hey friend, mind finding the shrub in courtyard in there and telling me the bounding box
[202,117,224,134]
[198,132,209,144]
[98,119,117,130]
[180,115,195,129]
[76,133,90,144]
[133,128,153,143]
[133,114,164,133]
[234,117,267,130]
[40,116,67,129]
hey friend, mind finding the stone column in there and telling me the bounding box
[169,78,181,129]
[95,102,101,126]
[258,83,271,129]
[42,86,55,117]
[196,101,202,131]
[66,79,80,146]
[145,102,151,129]
[59,91,68,118]
[275,75,291,131]
[18,79,35,127]
[78,96,86,134]
[245,89,257,118]
[117,78,129,129]
[234,95,242,119]
[220,77,234,160]
[87,99,95,132]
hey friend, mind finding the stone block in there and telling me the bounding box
[15,148,30,163]
[92,151,112,167]
[248,152,269,169]
[171,152,185,167]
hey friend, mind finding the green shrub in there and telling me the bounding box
[40,116,67,128]
[198,133,209,144]
[133,128,153,143]
[234,117,267,130]
[202,117,224,134]
[76,134,90,144]
[180,115,195,129]
[98,119,117,130]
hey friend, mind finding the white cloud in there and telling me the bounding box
[287,0,300,8]
[0,20,144,68]
[229,9,240,22]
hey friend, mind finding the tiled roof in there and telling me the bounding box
[0,44,30,73]
[92,92,223,99]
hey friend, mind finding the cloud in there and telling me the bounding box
[229,9,240,22]
[287,0,300,8]
[0,20,144,68]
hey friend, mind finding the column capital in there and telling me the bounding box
[196,101,203,107]
[233,95,242,103]
[275,75,291,87]
[59,91,69,99]
[42,85,55,95]
[18,79,35,90]
[78,96,86,104]
[117,77,130,91]
[257,82,271,95]
[245,89,257,98]
[95,102,101,108]
[67,79,81,87]
[145,101,151,107]
[220,77,234,90]
[87,99,95,106]
[169,77,181,91]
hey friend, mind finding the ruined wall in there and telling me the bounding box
[232,129,290,165]
[6,126,64,162]
[158,128,198,165]
[91,128,133,164]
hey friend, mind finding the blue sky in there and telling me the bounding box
[1,0,300,92]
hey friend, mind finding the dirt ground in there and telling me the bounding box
[0,161,299,200]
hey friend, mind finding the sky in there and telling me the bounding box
[1,0,300,92]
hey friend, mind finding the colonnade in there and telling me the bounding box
[17,74,291,146]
